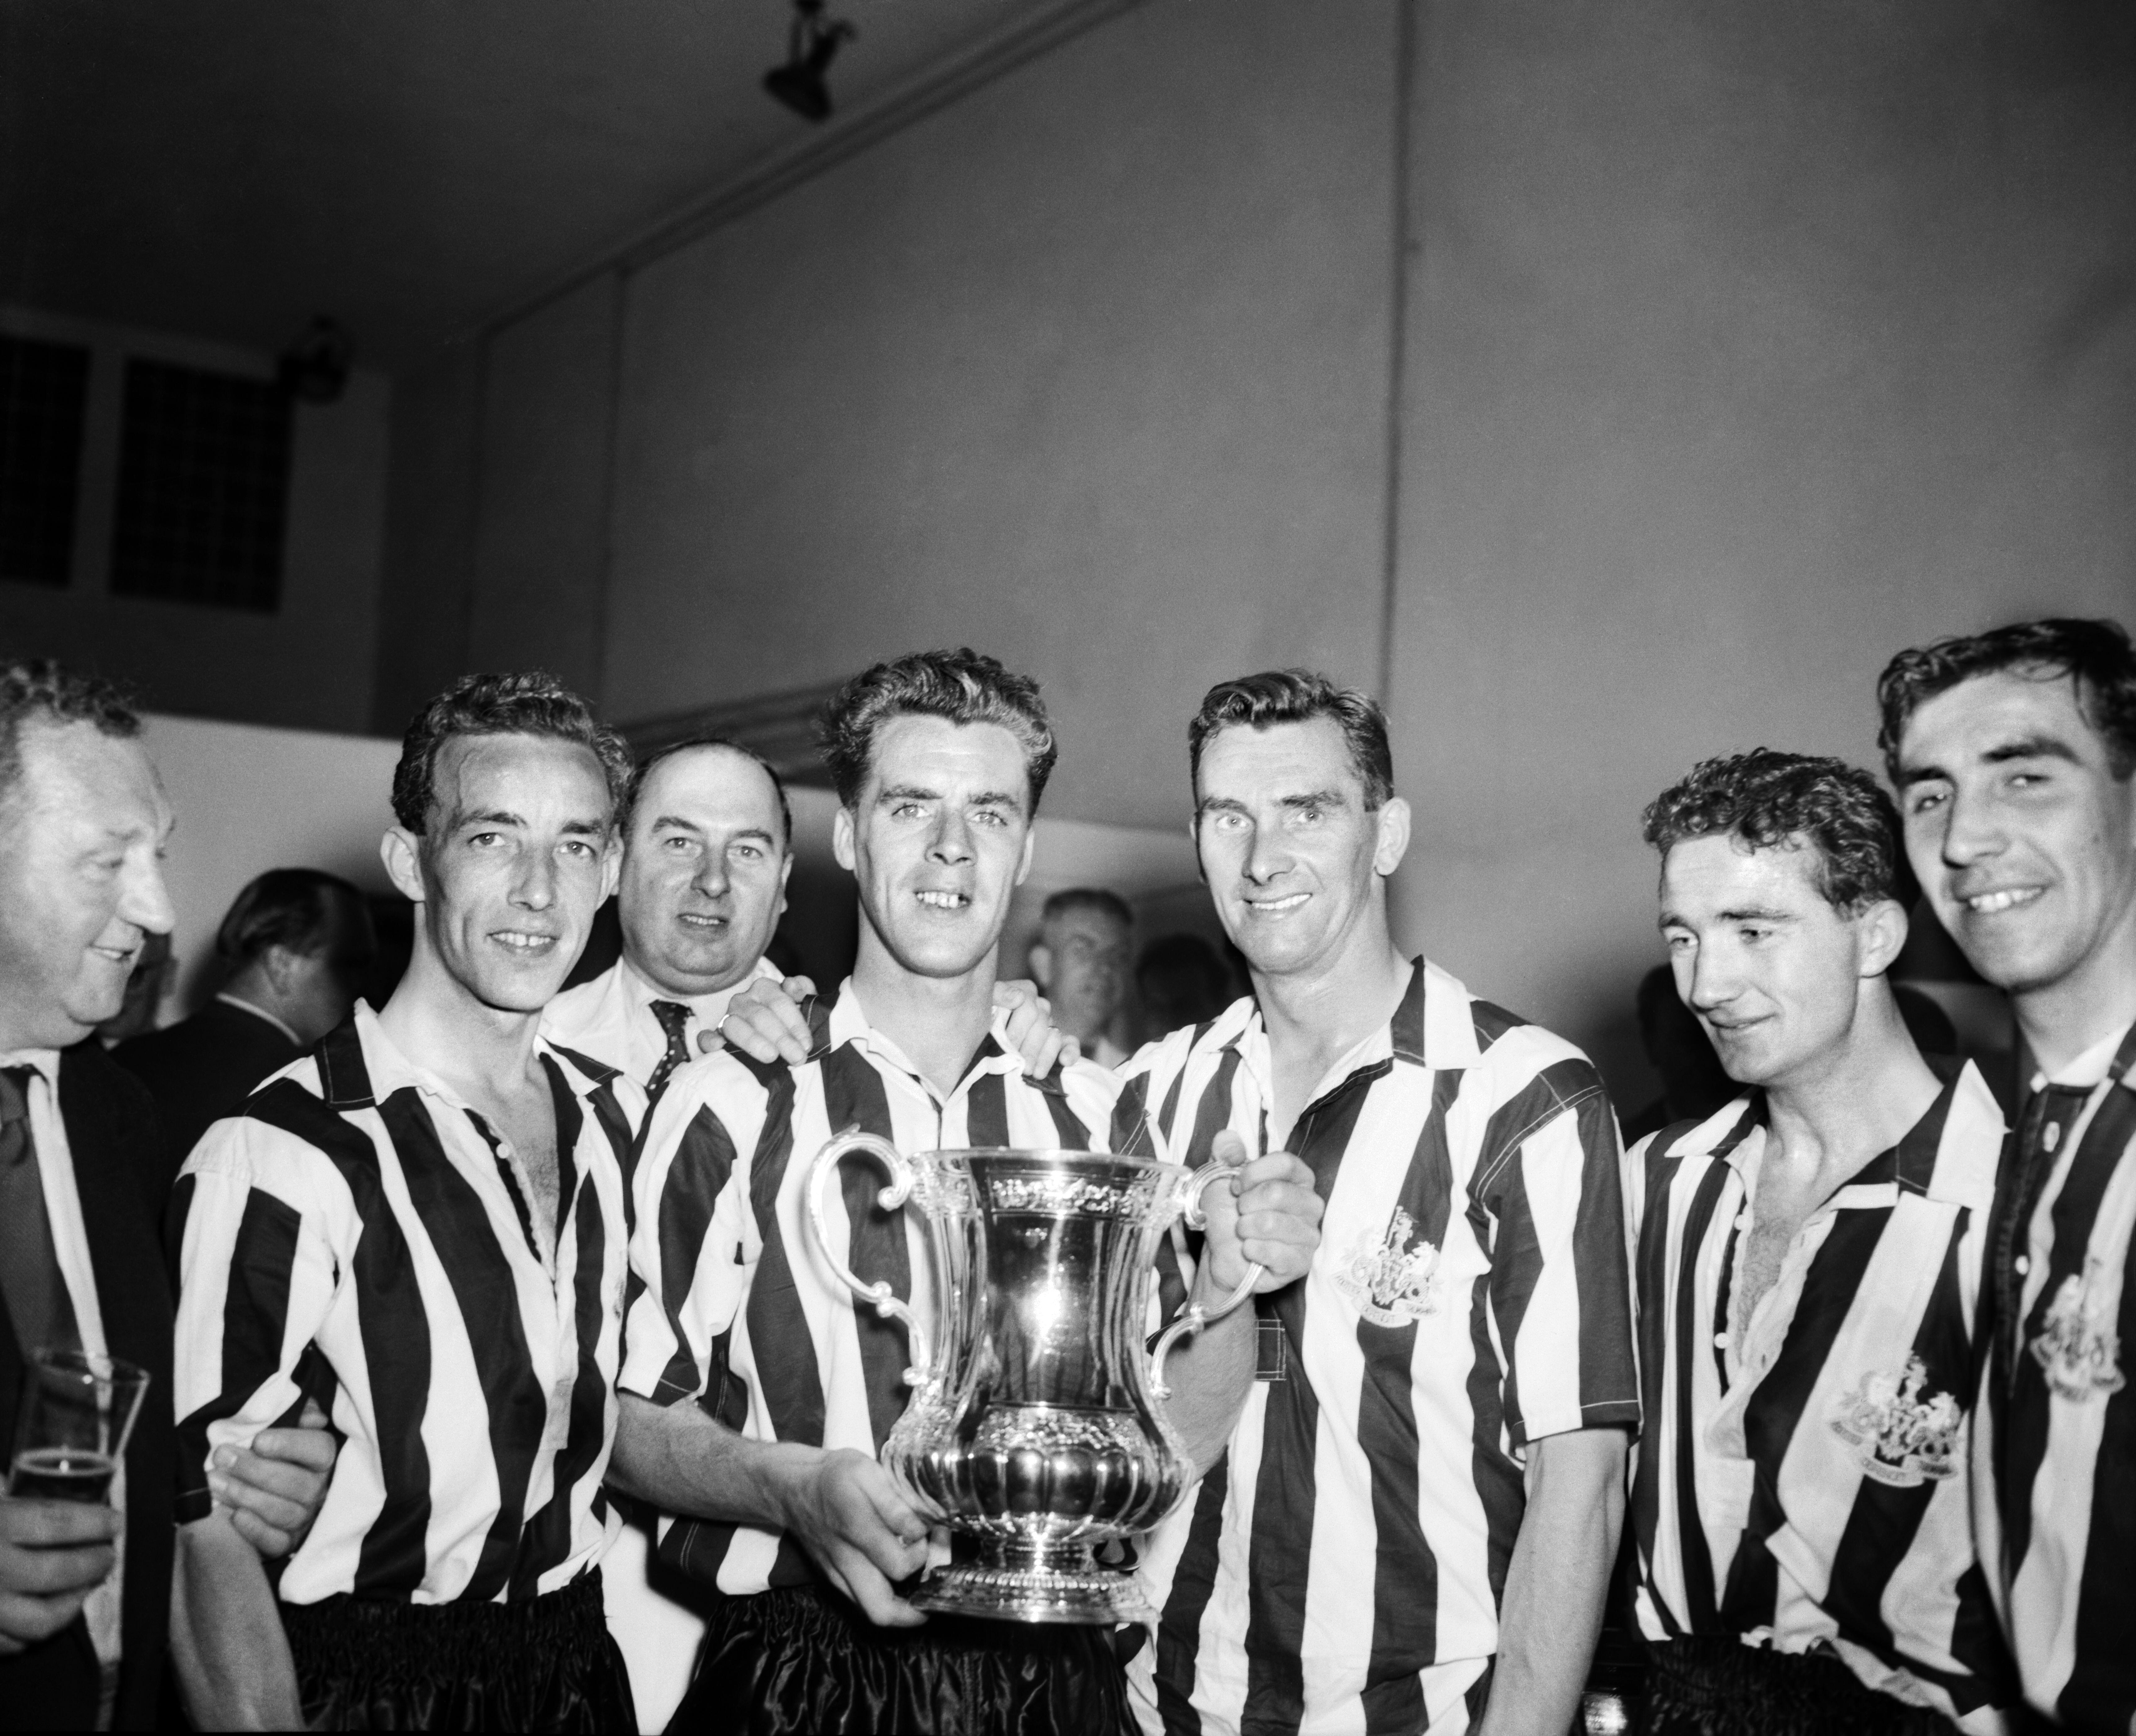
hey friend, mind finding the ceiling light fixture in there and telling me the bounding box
[763,0,856,124]
[276,316,352,404]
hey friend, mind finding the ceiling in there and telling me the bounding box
[0,0,1062,369]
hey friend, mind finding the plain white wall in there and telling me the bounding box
[141,713,399,1020]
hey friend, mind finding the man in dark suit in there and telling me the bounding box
[0,660,336,1730]
[117,868,375,1174]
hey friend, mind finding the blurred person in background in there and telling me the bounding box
[0,661,334,1732]
[92,931,172,1048]
[1134,930,1235,1040]
[115,868,375,1174]
[1026,886,1133,1065]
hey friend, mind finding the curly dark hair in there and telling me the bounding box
[1187,669,1393,809]
[391,671,632,834]
[1641,749,1917,912]
[819,648,1057,811]
[0,659,141,806]
[1876,617,2136,781]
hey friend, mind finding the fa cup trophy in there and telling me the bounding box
[805,1135,1262,1623]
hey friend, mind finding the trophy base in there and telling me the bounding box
[909,1540,1151,1625]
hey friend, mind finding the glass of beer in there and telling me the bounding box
[8,1349,148,1503]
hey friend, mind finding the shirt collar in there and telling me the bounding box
[1219,956,1466,1105]
[0,1049,59,1090]
[824,978,1033,1100]
[216,992,303,1046]
[349,1000,610,1112]
[618,952,782,1018]
[1710,1057,2001,1211]
[2031,1018,2136,1094]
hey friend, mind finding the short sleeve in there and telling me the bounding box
[1486,1079,1640,1450]
[168,1120,344,1523]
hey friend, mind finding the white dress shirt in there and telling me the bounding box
[0,1050,125,1685]
[542,956,784,1093]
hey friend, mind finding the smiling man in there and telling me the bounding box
[545,737,792,1101]
[169,672,644,1732]
[608,648,1320,1736]
[1879,618,2136,1734]
[1627,750,2012,1734]
[1119,670,1636,1736]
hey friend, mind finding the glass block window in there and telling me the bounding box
[0,333,91,587]
[110,358,291,612]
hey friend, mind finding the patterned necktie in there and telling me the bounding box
[646,1001,694,1101]
[0,1066,80,1361]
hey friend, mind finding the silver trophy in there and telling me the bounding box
[805,1136,1262,1623]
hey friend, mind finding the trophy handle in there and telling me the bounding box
[1148,1162,1267,1399]
[804,1128,929,1386]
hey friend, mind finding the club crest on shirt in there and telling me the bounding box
[2030,1261,2127,1403]
[1829,1354,1961,1486]
[1335,1206,1444,1326]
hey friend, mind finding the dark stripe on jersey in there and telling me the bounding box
[744,1065,824,1448]
[1156,1056,1193,1146]
[1155,1449,1230,1736]
[1041,1079,1090,1151]
[2063,1092,2136,1730]
[1181,1049,1243,1171]
[819,1045,912,1453]
[654,1107,741,1403]
[1468,998,1524,1053]
[966,1070,1011,1151]
[1358,1067,1465,1725]
[1567,1088,1635,1418]
[2001,1093,2124,1577]
[1111,1071,1157,1159]
[512,1167,610,1598]
[1820,1213,1968,1656]
[1241,1078,1371,1733]
[244,1077,436,1598]
[1389,966,1426,1061]
[1721,1206,1887,1629]
[581,1074,640,1205]
[1460,1200,1524,1604]
[172,1182,301,1519]
[378,1087,546,1605]
[1629,1134,1690,1633]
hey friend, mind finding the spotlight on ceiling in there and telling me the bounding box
[277,316,353,404]
[764,0,856,124]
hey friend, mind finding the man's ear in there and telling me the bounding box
[1857,897,1910,980]
[1028,943,1054,992]
[380,828,426,903]
[832,807,856,872]
[775,848,795,922]
[600,831,623,903]
[1013,824,1036,888]
[1373,797,1413,878]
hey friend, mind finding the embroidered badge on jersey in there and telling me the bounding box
[2031,1260,2127,1402]
[1336,1206,1445,1327]
[1829,1354,1962,1486]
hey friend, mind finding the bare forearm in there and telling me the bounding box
[1477,1428,1627,1736]
[1155,1277,1258,1476]
[171,1515,303,1732]
[609,1392,816,1527]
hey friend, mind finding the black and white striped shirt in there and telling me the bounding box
[1115,959,1639,1736]
[1976,1020,2136,1732]
[170,1005,639,1606]
[1628,1060,2013,1732]
[619,983,1121,1596]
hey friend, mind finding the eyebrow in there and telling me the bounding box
[878,784,1024,811]
[1657,903,1796,929]
[1897,731,2084,787]
[1280,789,1348,811]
